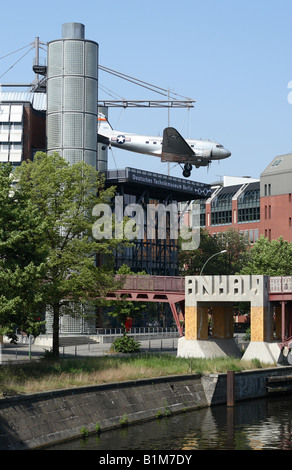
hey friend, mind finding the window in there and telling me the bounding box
[211,210,232,226]
[271,159,282,167]
[238,206,260,223]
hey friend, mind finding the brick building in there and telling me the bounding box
[260,153,292,242]
[198,153,292,243]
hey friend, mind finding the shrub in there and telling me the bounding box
[112,333,140,354]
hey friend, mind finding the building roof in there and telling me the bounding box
[261,153,292,177]
[0,92,46,111]
[105,167,211,201]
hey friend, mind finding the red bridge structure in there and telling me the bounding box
[106,276,185,336]
[269,276,292,348]
[106,275,292,352]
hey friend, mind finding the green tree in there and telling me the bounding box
[215,228,250,274]
[179,228,219,275]
[179,228,249,275]
[240,235,292,275]
[0,164,48,341]
[15,152,125,358]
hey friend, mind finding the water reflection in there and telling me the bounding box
[47,395,292,450]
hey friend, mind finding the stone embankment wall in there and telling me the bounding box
[0,366,292,450]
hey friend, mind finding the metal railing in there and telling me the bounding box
[96,327,178,336]
[117,275,185,292]
[269,276,292,293]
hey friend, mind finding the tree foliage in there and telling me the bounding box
[10,152,126,357]
[179,228,249,275]
[0,164,48,341]
[240,235,292,276]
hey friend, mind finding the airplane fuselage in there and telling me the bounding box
[97,113,231,177]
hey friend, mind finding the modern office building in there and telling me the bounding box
[201,176,261,244]
[199,154,292,244]
[259,153,292,242]
[105,167,211,275]
[0,92,46,165]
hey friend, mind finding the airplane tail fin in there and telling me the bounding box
[98,113,114,137]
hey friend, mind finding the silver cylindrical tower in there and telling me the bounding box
[47,23,98,167]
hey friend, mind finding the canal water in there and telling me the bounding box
[46,394,292,450]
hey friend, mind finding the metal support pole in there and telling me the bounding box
[34,37,39,81]
[227,370,235,407]
[282,301,286,343]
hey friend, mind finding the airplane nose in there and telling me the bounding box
[212,147,231,160]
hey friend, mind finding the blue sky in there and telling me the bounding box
[1,0,292,184]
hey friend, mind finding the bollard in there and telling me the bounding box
[28,336,31,361]
[227,370,235,406]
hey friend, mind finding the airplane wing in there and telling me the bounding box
[162,127,195,162]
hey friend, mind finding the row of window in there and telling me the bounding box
[211,210,232,226]
[205,208,260,226]
[200,206,260,227]
[0,105,23,123]
[238,207,260,223]
[212,229,259,244]
[0,123,22,131]
[0,143,22,151]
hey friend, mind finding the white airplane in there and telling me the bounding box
[97,113,231,177]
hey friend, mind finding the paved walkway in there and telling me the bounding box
[0,337,179,363]
[0,333,248,364]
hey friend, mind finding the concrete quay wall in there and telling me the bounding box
[1,366,292,450]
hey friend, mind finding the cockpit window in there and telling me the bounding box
[216,144,223,148]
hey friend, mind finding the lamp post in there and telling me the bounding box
[199,250,227,276]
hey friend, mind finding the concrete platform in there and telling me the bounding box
[177,337,241,359]
[242,341,281,364]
